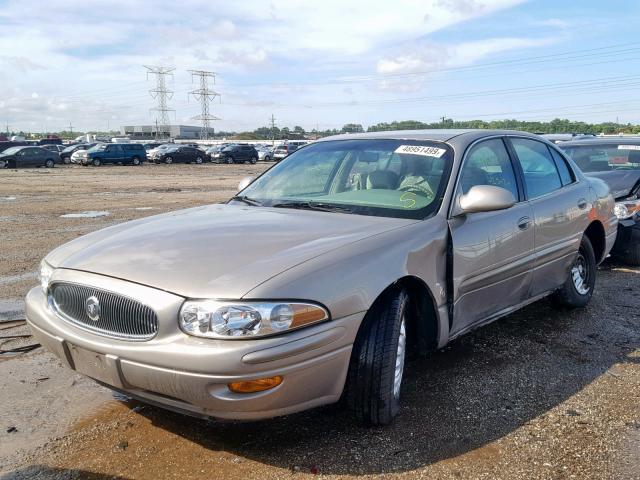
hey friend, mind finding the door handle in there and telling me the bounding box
[517,216,532,230]
[577,198,588,210]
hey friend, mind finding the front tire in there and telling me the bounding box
[195,156,203,164]
[164,156,173,164]
[92,158,101,167]
[226,156,234,164]
[344,287,409,425]
[132,156,141,166]
[553,235,596,308]
[63,157,71,164]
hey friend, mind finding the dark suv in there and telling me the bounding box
[218,144,259,164]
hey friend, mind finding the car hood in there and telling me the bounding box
[586,170,640,199]
[47,204,414,299]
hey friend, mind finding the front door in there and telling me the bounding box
[448,137,535,335]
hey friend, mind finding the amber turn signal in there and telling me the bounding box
[228,375,283,393]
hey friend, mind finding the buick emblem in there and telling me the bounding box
[85,296,101,322]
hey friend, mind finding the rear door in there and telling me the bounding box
[448,137,535,335]
[506,137,589,297]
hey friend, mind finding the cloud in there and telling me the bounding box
[375,36,558,92]
[0,0,541,131]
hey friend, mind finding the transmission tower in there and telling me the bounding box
[188,70,220,140]
[144,65,175,139]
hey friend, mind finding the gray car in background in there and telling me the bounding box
[559,137,640,264]
[26,129,616,425]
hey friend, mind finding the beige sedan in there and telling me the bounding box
[26,129,617,425]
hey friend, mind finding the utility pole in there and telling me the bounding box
[144,65,175,139]
[270,114,276,146]
[188,70,220,140]
[68,121,74,135]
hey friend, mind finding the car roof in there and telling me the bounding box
[559,137,640,147]
[316,129,540,143]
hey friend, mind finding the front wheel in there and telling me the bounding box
[132,156,141,166]
[553,235,596,308]
[92,158,101,167]
[344,287,409,425]
[195,156,203,164]
[226,156,234,164]
[63,157,71,164]
[164,156,173,164]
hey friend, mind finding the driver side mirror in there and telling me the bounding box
[238,176,254,192]
[454,185,516,216]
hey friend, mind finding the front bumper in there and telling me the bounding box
[611,217,640,256]
[25,271,359,420]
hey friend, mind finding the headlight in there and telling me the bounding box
[179,300,329,339]
[38,260,54,291]
[614,199,640,219]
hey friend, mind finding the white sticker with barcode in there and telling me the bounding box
[618,145,640,151]
[394,145,447,157]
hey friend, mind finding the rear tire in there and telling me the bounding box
[553,235,596,308]
[250,156,258,164]
[45,159,54,168]
[344,287,409,425]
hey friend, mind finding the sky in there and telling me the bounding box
[1,0,640,133]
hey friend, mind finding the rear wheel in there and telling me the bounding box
[45,159,54,168]
[344,287,409,425]
[553,235,596,308]
[250,156,258,164]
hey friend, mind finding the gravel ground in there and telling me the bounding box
[0,163,638,479]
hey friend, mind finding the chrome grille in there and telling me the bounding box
[49,282,158,341]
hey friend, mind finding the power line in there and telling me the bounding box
[188,70,220,140]
[144,65,175,139]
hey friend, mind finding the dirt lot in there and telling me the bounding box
[0,164,639,479]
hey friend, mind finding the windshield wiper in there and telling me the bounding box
[271,201,352,213]
[230,195,263,206]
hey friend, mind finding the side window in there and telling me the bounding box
[459,138,519,200]
[548,147,575,186]
[511,138,562,199]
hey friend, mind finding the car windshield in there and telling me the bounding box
[561,143,640,172]
[1,147,22,155]
[62,145,78,153]
[237,139,452,220]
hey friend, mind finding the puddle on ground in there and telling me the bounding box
[0,298,25,322]
[1,196,17,201]
[60,211,110,218]
[134,207,156,211]
[0,272,37,286]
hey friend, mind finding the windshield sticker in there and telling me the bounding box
[395,145,447,158]
[618,145,640,151]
